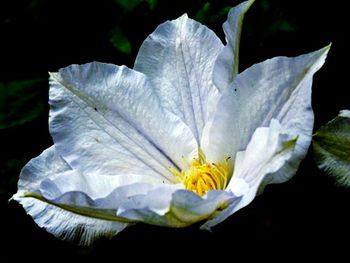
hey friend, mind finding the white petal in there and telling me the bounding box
[117,186,239,227]
[202,46,330,177]
[40,171,162,200]
[35,170,166,217]
[200,189,243,231]
[37,181,159,220]
[13,146,129,245]
[14,197,128,246]
[49,63,197,182]
[213,0,255,90]
[134,14,224,142]
[17,146,70,192]
[202,119,297,229]
[229,119,297,187]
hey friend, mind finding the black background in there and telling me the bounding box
[0,0,349,260]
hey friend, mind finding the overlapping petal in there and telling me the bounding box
[213,0,255,90]
[16,146,239,234]
[12,0,331,243]
[118,188,240,227]
[202,119,297,229]
[134,13,224,141]
[13,146,130,245]
[201,46,330,184]
[37,167,239,229]
[49,62,198,182]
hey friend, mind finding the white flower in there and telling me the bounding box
[13,0,330,245]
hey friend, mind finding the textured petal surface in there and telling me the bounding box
[202,46,330,184]
[13,146,129,245]
[34,169,239,228]
[202,119,296,229]
[117,187,239,227]
[134,14,223,142]
[213,0,255,90]
[49,63,198,182]
[14,197,129,246]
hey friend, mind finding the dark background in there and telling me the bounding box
[0,0,349,260]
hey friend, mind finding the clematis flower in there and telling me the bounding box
[13,0,330,245]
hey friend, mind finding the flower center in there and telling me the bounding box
[171,149,232,196]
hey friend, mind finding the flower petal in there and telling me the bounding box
[117,186,240,227]
[202,119,297,229]
[213,0,255,90]
[13,146,129,245]
[17,146,70,192]
[230,119,297,188]
[202,46,330,182]
[14,197,129,246]
[49,63,197,182]
[33,178,238,229]
[134,14,224,142]
[40,171,163,201]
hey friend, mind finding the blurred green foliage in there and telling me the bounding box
[0,79,45,129]
[114,0,157,12]
[269,19,295,33]
[109,27,132,54]
[195,2,210,22]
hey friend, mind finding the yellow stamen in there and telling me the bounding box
[170,149,232,196]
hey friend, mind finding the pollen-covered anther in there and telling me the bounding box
[171,149,232,196]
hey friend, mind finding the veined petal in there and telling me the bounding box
[49,63,198,182]
[134,14,224,142]
[13,146,129,245]
[37,181,233,229]
[14,198,129,246]
[213,0,255,90]
[117,186,239,227]
[202,119,297,229]
[202,46,330,182]
[40,171,162,201]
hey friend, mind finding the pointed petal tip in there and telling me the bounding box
[11,191,24,201]
[176,13,188,21]
[319,42,332,56]
[199,223,212,232]
[239,0,255,11]
[246,0,256,8]
[48,71,59,80]
[306,43,332,72]
[320,43,332,56]
[325,42,332,51]
[229,0,255,15]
